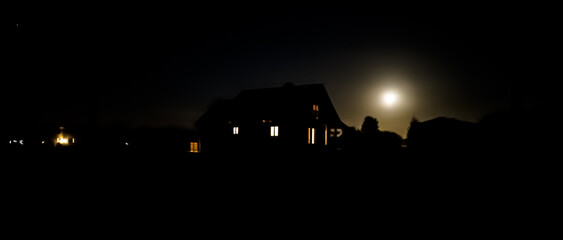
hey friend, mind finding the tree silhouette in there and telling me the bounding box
[361,116,380,136]
[406,117,421,149]
[358,116,402,152]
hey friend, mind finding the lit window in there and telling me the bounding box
[336,128,343,138]
[233,127,239,135]
[324,126,328,145]
[330,128,343,138]
[270,126,279,137]
[313,104,319,120]
[308,128,316,144]
[190,141,200,153]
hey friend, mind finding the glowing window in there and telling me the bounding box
[330,128,343,138]
[324,126,328,145]
[313,104,319,120]
[308,128,316,144]
[233,127,239,135]
[270,126,279,137]
[190,142,200,153]
[336,128,343,138]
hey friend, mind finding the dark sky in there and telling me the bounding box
[4,5,555,137]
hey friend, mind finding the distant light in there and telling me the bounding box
[9,140,24,145]
[72,138,75,144]
[57,138,69,144]
[41,141,45,144]
[56,127,70,145]
[125,142,129,146]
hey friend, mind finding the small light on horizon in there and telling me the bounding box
[57,137,69,144]
[9,140,24,145]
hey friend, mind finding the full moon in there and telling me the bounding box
[382,91,398,107]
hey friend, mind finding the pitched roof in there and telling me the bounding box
[196,83,347,128]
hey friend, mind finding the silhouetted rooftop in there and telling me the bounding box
[197,83,347,128]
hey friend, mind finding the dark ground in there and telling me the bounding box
[2,148,554,237]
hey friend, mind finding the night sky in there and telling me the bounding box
[4,6,555,138]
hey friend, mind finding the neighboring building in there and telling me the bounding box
[407,116,477,151]
[195,83,348,154]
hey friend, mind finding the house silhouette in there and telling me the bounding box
[408,116,477,152]
[195,83,348,154]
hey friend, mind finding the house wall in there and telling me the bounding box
[199,119,346,155]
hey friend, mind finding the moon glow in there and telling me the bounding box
[382,91,398,107]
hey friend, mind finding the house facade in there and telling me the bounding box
[195,83,348,154]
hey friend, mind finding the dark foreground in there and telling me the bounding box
[2,148,553,237]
